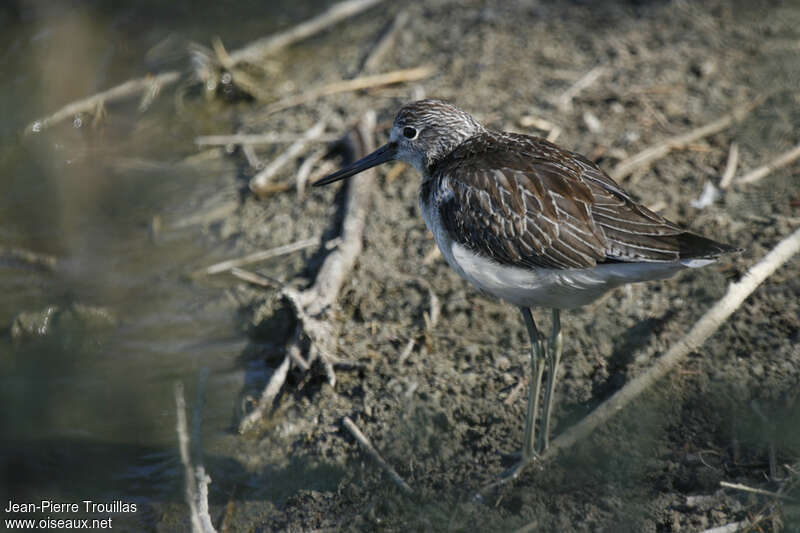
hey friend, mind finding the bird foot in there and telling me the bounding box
[472,453,538,503]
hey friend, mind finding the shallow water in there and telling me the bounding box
[0,1,325,529]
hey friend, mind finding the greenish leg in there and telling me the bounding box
[485,308,547,490]
[538,308,562,453]
[520,307,546,460]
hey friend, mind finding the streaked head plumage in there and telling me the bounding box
[389,99,485,173]
[312,99,485,187]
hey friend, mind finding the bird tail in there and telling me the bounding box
[677,232,740,265]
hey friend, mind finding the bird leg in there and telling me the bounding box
[520,307,546,461]
[499,307,546,482]
[484,307,548,490]
[538,308,562,452]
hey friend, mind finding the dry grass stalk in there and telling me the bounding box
[343,416,413,494]
[719,142,739,189]
[197,237,319,276]
[0,246,58,271]
[228,0,386,66]
[174,382,217,533]
[250,121,327,195]
[195,132,339,146]
[26,71,180,134]
[229,267,282,288]
[738,142,800,185]
[296,147,328,198]
[238,354,292,433]
[719,481,799,502]
[557,66,606,112]
[360,10,410,73]
[263,65,435,116]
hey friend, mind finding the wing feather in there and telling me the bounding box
[432,132,734,270]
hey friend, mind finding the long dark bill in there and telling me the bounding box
[313,142,397,186]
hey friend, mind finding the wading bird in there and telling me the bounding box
[315,99,735,479]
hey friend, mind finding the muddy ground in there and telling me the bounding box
[167,1,800,531]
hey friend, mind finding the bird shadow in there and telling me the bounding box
[592,308,678,402]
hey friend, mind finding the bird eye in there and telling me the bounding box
[402,126,418,139]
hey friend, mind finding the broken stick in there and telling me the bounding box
[26,71,181,134]
[360,10,410,73]
[718,142,739,189]
[195,132,339,146]
[263,66,435,116]
[557,66,606,112]
[249,121,327,195]
[738,142,800,185]
[228,0,386,66]
[196,237,319,276]
[343,416,413,494]
[175,382,217,533]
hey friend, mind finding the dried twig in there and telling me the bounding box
[546,126,562,143]
[227,0,386,66]
[719,142,739,189]
[250,121,327,195]
[194,467,214,533]
[518,115,558,132]
[238,354,291,433]
[398,339,415,364]
[175,382,217,533]
[611,95,769,180]
[25,71,181,134]
[196,237,319,276]
[738,142,800,185]
[195,132,339,146]
[296,147,328,199]
[343,416,413,494]
[0,246,58,271]
[424,288,441,331]
[539,225,800,462]
[240,144,263,170]
[306,160,339,190]
[360,10,410,73]
[229,267,282,288]
[263,66,435,116]
[720,481,799,502]
[557,66,605,112]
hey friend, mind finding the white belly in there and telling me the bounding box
[420,189,689,309]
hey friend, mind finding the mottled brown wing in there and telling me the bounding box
[568,150,735,261]
[433,132,732,270]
